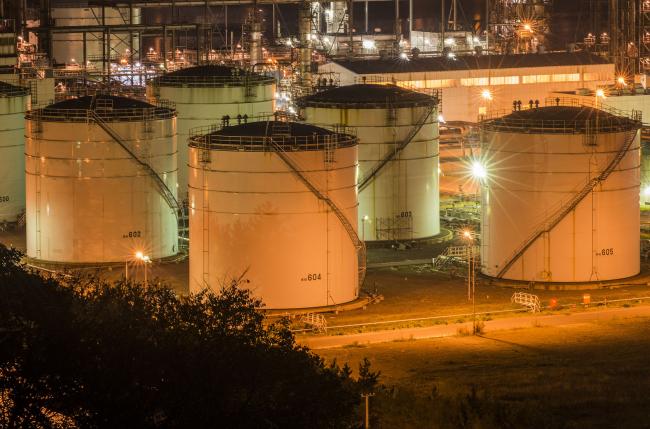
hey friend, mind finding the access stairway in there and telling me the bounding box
[267,130,367,293]
[88,110,181,222]
[358,103,436,192]
[495,128,638,279]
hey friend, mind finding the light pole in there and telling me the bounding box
[362,215,369,241]
[361,392,375,429]
[462,229,476,334]
[135,251,151,287]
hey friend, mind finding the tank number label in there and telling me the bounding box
[123,230,142,238]
[398,211,412,218]
[0,196,9,203]
[600,248,614,256]
[301,273,322,282]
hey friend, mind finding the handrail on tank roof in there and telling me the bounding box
[479,97,642,133]
[189,133,358,152]
[188,112,357,140]
[0,85,30,97]
[149,71,275,87]
[352,75,442,101]
[26,98,177,122]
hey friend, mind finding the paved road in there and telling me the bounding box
[300,305,650,350]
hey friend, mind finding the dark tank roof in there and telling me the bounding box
[215,120,333,137]
[190,120,357,152]
[27,95,175,122]
[0,80,28,97]
[481,105,641,133]
[152,64,274,87]
[298,84,436,108]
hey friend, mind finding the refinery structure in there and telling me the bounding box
[1,0,650,309]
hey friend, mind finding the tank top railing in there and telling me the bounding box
[494,128,640,279]
[87,110,181,224]
[267,137,367,295]
[150,72,275,87]
[26,102,176,122]
[481,97,642,133]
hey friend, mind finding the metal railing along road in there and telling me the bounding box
[480,97,642,133]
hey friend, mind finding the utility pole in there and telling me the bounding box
[362,392,375,429]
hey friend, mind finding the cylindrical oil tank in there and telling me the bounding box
[25,95,178,263]
[299,84,439,241]
[188,121,359,309]
[50,6,142,64]
[148,65,276,201]
[0,82,30,223]
[480,105,641,282]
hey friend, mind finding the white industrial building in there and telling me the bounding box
[319,52,615,123]
[188,120,360,309]
[480,104,641,283]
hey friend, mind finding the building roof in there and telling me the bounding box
[191,120,357,152]
[152,64,274,87]
[298,84,436,108]
[482,106,640,133]
[332,52,611,75]
[30,95,175,122]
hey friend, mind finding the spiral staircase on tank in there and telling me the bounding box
[358,103,436,193]
[87,107,181,226]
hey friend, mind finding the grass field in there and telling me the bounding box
[317,315,650,428]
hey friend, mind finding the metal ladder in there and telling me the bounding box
[267,137,367,290]
[88,110,180,221]
[495,128,639,279]
[358,103,435,192]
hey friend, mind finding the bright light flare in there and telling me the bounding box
[471,161,487,179]
[462,230,473,240]
[481,89,493,100]
[595,88,606,98]
[643,185,650,197]
[362,39,376,50]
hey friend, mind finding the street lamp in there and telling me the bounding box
[362,215,369,241]
[462,229,477,334]
[135,251,151,287]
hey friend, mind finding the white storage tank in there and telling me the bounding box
[480,105,641,282]
[641,141,650,207]
[299,84,440,241]
[25,95,178,263]
[188,120,359,309]
[148,65,276,201]
[0,82,30,223]
[50,6,141,64]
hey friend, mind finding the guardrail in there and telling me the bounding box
[292,295,650,333]
[26,99,176,122]
[150,71,275,87]
[480,97,642,133]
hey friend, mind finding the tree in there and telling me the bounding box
[0,244,367,428]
